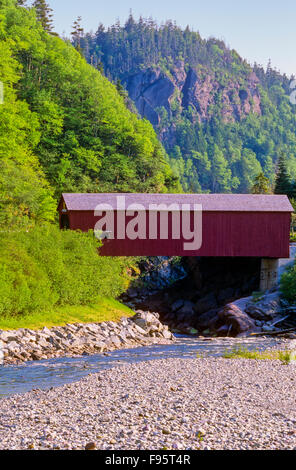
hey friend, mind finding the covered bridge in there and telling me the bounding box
[58,193,293,290]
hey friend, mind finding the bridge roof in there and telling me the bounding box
[61,193,293,213]
[61,193,293,212]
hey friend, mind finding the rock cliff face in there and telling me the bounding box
[124,69,175,125]
[123,62,262,127]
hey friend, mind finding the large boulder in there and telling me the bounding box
[195,309,219,331]
[245,292,281,321]
[178,301,195,316]
[218,303,256,336]
[195,293,218,315]
[171,299,184,312]
[133,311,160,329]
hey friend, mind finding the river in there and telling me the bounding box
[0,244,295,400]
[0,335,290,399]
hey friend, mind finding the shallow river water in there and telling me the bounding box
[0,335,290,398]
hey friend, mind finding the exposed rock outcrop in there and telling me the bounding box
[124,69,175,125]
[123,63,262,130]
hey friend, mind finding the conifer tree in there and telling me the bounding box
[274,153,292,196]
[32,0,54,33]
[116,79,128,99]
[251,172,271,194]
[17,0,27,6]
[71,17,84,52]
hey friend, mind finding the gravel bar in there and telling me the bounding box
[0,357,296,450]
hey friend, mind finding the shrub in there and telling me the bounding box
[280,265,296,302]
[0,239,55,316]
[0,225,131,317]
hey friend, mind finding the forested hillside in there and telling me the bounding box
[79,15,296,193]
[0,1,179,230]
[0,1,180,318]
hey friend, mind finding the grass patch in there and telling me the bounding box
[222,345,295,365]
[0,298,134,331]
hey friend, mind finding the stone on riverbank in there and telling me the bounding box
[0,311,174,365]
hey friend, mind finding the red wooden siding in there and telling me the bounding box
[64,209,291,258]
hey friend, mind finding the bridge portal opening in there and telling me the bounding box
[184,257,261,299]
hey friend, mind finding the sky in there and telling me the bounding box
[27,0,296,77]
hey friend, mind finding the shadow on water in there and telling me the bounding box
[0,335,287,398]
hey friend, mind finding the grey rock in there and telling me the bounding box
[245,293,281,321]
[171,300,184,312]
[1,308,174,364]
[178,301,195,316]
[6,341,21,351]
[110,336,122,348]
[195,310,219,330]
[162,330,173,340]
[262,325,275,333]
[133,317,147,330]
[0,332,21,343]
[195,293,218,315]
[218,303,256,336]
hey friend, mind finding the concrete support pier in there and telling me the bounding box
[260,258,279,291]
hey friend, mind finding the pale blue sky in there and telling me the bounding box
[27,0,296,77]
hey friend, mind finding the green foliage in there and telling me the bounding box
[274,153,293,196]
[0,6,56,227]
[79,15,296,194]
[83,16,247,80]
[280,264,296,303]
[0,160,56,228]
[251,172,271,194]
[0,225,131,317]
[32,0,55,33]
[71,16,84,52]
[223,345,294,364]
[0,298,134,330]
[0,0,180,231]
[0,2,180,320]
[12,5,179,195]
[0,237,54,316]
[0,1,181,230]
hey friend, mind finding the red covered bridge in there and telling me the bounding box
[58,192,292,263]
[58,193,293,290]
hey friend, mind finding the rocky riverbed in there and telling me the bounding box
[125,252,296,338]
[0,311,174,365]
[0,357,295,450]
[128,287,296,338]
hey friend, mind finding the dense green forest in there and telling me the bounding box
[78,15,296,193]
[0,1,179,230]
[0,0,180,317]
[0,1,296,318]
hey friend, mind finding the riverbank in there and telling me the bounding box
[0,298,134,331]
[0,310,174,365]
[0,356,295,450]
